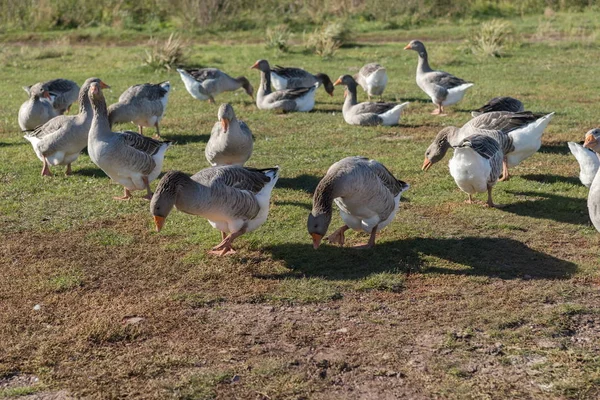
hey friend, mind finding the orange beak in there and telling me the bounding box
[100,81,110,89]
[221,117,230,131]
[333,78,342,86]
[42,91,51,100]
[422,158,432,171]
[311,233,323,250]
[584,134,598,149]
[250,61,259,69]
[153,215,165,232]
[404,43,412,50]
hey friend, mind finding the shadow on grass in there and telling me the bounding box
[75,167,107,178]
[520,174,581,186]
[164,133,210,145]
[539,143,571,155]
[0,141,27,147]
[263,236,576,280]
[503,190,588,225]
[275,200,312,210]
[277,174,321,193]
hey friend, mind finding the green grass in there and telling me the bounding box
[1,10,600,399]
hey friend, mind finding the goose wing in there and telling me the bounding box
[272,66,310,79]
[268,86,316,102]
[351,102,397,115]
[359,63,383,77]
[366,159,407,197]
[45,79,78,94]
[120,131,170,156]
[185,68,223,82]
[193,166,272,193]
[472,97,524,115]
[119,83,168,103]
[468,111,545,134]
[427,71,469,89]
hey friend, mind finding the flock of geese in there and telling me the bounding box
[16,40,598,255]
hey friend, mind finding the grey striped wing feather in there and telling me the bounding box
[186,68,223,82]
[119,83,168,102]
[469,111,545,133]
[120,131,168,156]
[45,79,78,94]
[473,97,524,114]
[272,66,310,79]
[366,159,405,197]
[359,63,382,77]
[352,102,396,115]
[459,134,501,160]
[269,86,315,102]
[192,166,272,193]
[428,71,468,89]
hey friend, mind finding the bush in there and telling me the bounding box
[466,19,514,57]
[143,33,186,71]
[265,25,291,52]
[305,21,353,58]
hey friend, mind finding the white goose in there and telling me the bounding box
[583,129,600,232]
[354,63,388,101]
[87,81,172,200]
[308,157,409,249]
[404,40,473,115]
[422,111,554,181]
[151,166,279,256]
[568,141,600,188]
[449,134,504,207]
[177,68,253,103]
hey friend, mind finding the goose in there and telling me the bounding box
[151,166,279,256]
[333,75,409,126]
[404,40,473,115]
[308,156,409,249]
[24,79,79,114]
[23,78,109,176]
[449,134,504,207]
[422,111,554,181]
[206,103,253,166]
[18,84,57,131]
[108,81,171,138]
[583,129,600,232]
[251,59,317,112]
[471,96,524,117]
[177,68,253,103]
[568,141,600,188]
[270,65,334,96]
[354,63,388,101]
[87,81,172,200]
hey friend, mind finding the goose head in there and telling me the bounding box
[584,129,600,153]
[315,73,335,96]
[29,83,52,101]
[422,126,459,171]
[250,59,270,73]
[333,75,358,96]
[307,212,332,250]
[151,171,187,232]
[404,40,427,58]
[236,76,254,99]
[217,103,235,131]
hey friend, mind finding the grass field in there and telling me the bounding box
[1,11,600,399]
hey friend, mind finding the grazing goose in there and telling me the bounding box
[422,111,554,181]
[270,66,334,96]
[308,156,409,249]
[24,79,80,115]
[87,81,172,200]
[251,59,317,112]
[18,84,57,131]
[568,141,600,188]
[206,103,253,166]
[449,134,504,207]
[583,129,600,232]
[333,75,409,126]
[471,96,524,117]
[354,63,388,101]
[404,40,473,115]
[108,81,171,138]
[151,166,279,256]
[23,78,109,176]
[177,68,253,103]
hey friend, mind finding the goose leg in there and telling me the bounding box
[325,225,349,246]
[499,157,510,181]
[114,187,132,201]
[485,186,505,208]
[354,225,378,249]
[208,96,215,104]
[465,194,474,204]
[41,157,53,177]
[65,163,72,176]
[142,177,153,200]
[154,122,161,139]
[221,231,227,241]
[138,126,143,136]
[431,104,443,115]
[209,228,246,256]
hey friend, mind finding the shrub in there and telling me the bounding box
[143,33,186,71]
[265,25,291,52]
[305,21,353,58]
[466,19,514,57]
